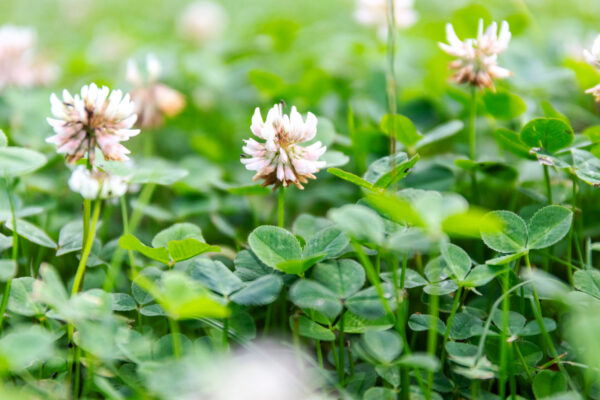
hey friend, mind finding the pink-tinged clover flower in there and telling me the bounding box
[439,19,512,90]
[241,103,326,190]
[583,35,600,101]
[46,83,140,164]
[126,54,186,129]
[68,165,128,200]
[0,25,58,90]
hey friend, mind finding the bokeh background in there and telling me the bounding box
[2,0,600,244]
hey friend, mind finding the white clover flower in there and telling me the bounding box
[241,103,326,190]
[68,165,128,200]
[583,35,600,101]
[0,25,58,90]
[354,0,418,38]
[584,35,600,68]
[46,83,140,164]
[178,1,228,44]
[126,54,186,128]
[439,19,512,89]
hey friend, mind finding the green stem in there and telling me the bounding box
[120,196,136,273]
[73,346,81,399]
[440,285,463,366]
[338,312,345,386]
[543,164,553,204]
[499,270,510,399]
[72,199,101,296]
[524,253,577,391]
[352,242,393,317]
[103,183,155,291]
[468,86,477,161]
[386,0,397,159]
[277,186,285,228]
[81,355,94,398]
[468,87,479,204]
[426,290,439,400]
[476,279,533,362]
[0,178,18,331]
[263,304,272,337]
[169,318,181,358]
[514,342,533,380]
[316,340,323,369]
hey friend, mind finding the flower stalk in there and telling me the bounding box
[71,199,101,295]
[277,186,285,228]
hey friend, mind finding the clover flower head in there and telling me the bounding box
[354,0,418,38]
[46,83,140,164]
[126,55,186,128]
[68,166,128,200]
[0,24,58,90]
[583,35,600,101]
[241,103,326,190]
[178,1,228,43]
[584,34,600,68]
[439,19,512,89]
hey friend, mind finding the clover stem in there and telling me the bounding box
[440,285,463,367]
[277,186,285,228]
[103,183,156,291]
[386,0,397,160]
[351,242,393,316]
[73,346,81,399]
[524,253,577,390]
[315,339,323,369]
[426,290,439,400]
[499,269,510,399]
[468,86,477,161]
[468,86,480,204]
[72,199,101,296]
[337,312,345,385]
[543,164,553,204]
[169,318,182,358]
[120,196,136,274]
[0,178,18,332]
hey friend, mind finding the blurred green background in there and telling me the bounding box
[2,0,600,240]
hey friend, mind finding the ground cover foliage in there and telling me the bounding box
[1,0,600,399]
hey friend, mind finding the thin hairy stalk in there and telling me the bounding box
[277,186,285,228]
